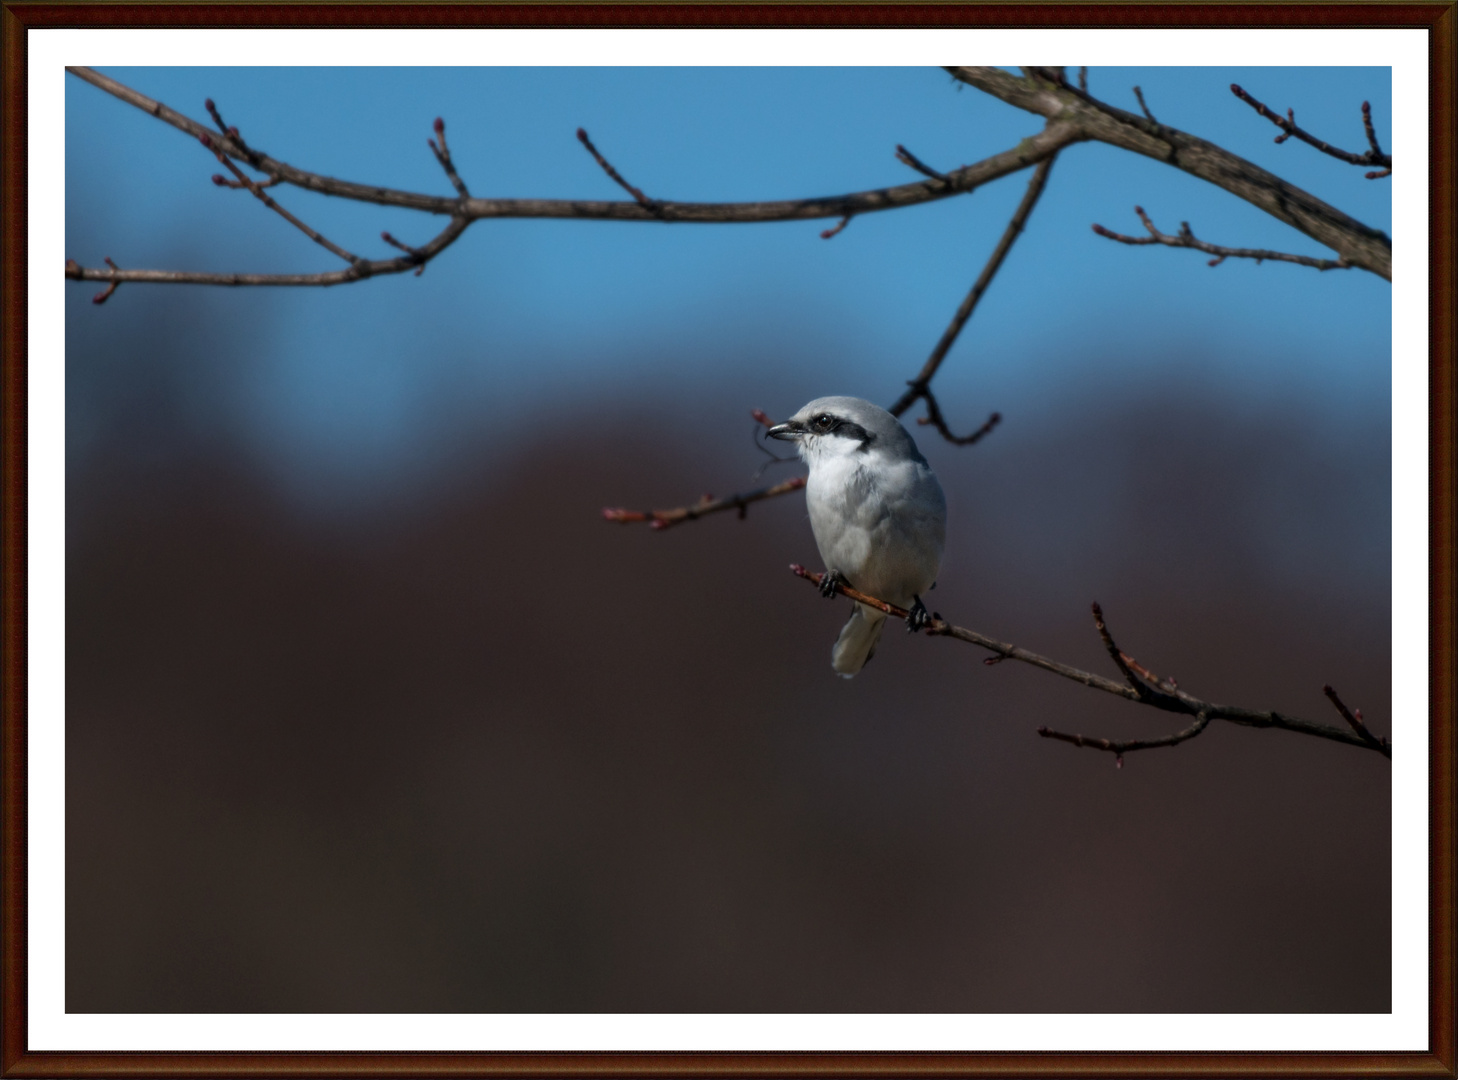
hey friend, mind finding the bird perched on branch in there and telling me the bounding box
[768,396,946,677]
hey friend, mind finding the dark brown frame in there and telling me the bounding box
[2,5,1452,1077]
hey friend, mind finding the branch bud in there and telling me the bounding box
[434,117,445,135]
[211,174,226,185]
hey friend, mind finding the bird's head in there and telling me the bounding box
[766,396,924,465]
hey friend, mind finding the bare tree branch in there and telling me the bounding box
[202,132,362,268]
[945,66,1391,279]
[1092,205,1353,271]
[887,155,1058,421]
[606,156,1053,528]
[789,565,1391,760]
[64,66,1077,244]
[1230,83,1392,176]
[602,476,806,530]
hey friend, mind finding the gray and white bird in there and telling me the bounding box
[768,396,946,677]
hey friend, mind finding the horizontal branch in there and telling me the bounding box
[603,475,805,530]
[68,66,1079,230]
[789,565,1390,759]
[945,67,1391,279]
[1092,205,1352,272]
[66,215,471,288]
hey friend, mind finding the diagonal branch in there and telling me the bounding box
[945,66,1391,279]
[788,565,1392,760]
[1092,206,1353,272]
[1230,83,1392,174]
[577,127,659,213]
[203,133,361,267]
[887,154,1058,424]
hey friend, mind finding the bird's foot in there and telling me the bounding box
[907,595,932,633]
[819,569,847,598]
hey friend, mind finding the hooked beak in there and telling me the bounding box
[766,421,804,441]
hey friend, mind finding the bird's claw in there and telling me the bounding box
[907,596,932,633]
[819,569,847,598]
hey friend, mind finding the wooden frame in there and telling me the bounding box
[2,5,1451,1077]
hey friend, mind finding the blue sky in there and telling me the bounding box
[65,66,1392,506]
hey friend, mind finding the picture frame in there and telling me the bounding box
[2,4,1451,1076]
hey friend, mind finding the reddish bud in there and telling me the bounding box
[199,133,213,148]
[65,259,80,273]
[227,126,239,139]
[205,98,215,110]
[433,117,445,135]
[649,519,668,531]
[576,127,589,143]
[211,174,226,185]
[1355,708,1364,722]
[751,408,772,426]
[1115,755,1124,769]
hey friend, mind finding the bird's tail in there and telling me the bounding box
[832,603,887,678]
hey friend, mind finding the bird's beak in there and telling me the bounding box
[766,421,803,441]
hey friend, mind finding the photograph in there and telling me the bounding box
[7,16,1447,1073]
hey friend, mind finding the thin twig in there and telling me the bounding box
[1038,712,1211,768]
[1092,206,1352,272]
[1132,86,1156,124]
[914,389,1000,446]
[789,566,1391,760]
[211,171,282,190]
[1078,67,1088,93]
[576,127,659,213]
[89,257,122,305]
[887,155,1057,424]
[1323,684,1390,753]
[603,475,805,530]
[380,231,428,276]
[429,117,471,199]
[820,215,852,240]
[895,144,950,184]
[203,133,361,267]
[1230,84,1392,173]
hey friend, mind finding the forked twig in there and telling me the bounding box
[1093,206,1352,272]
[1230,83,1392,176]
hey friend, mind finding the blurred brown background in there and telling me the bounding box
[65,309,1390,1014]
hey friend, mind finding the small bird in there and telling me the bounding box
[768,396,946,677]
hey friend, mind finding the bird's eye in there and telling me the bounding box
[814,414,835,431]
